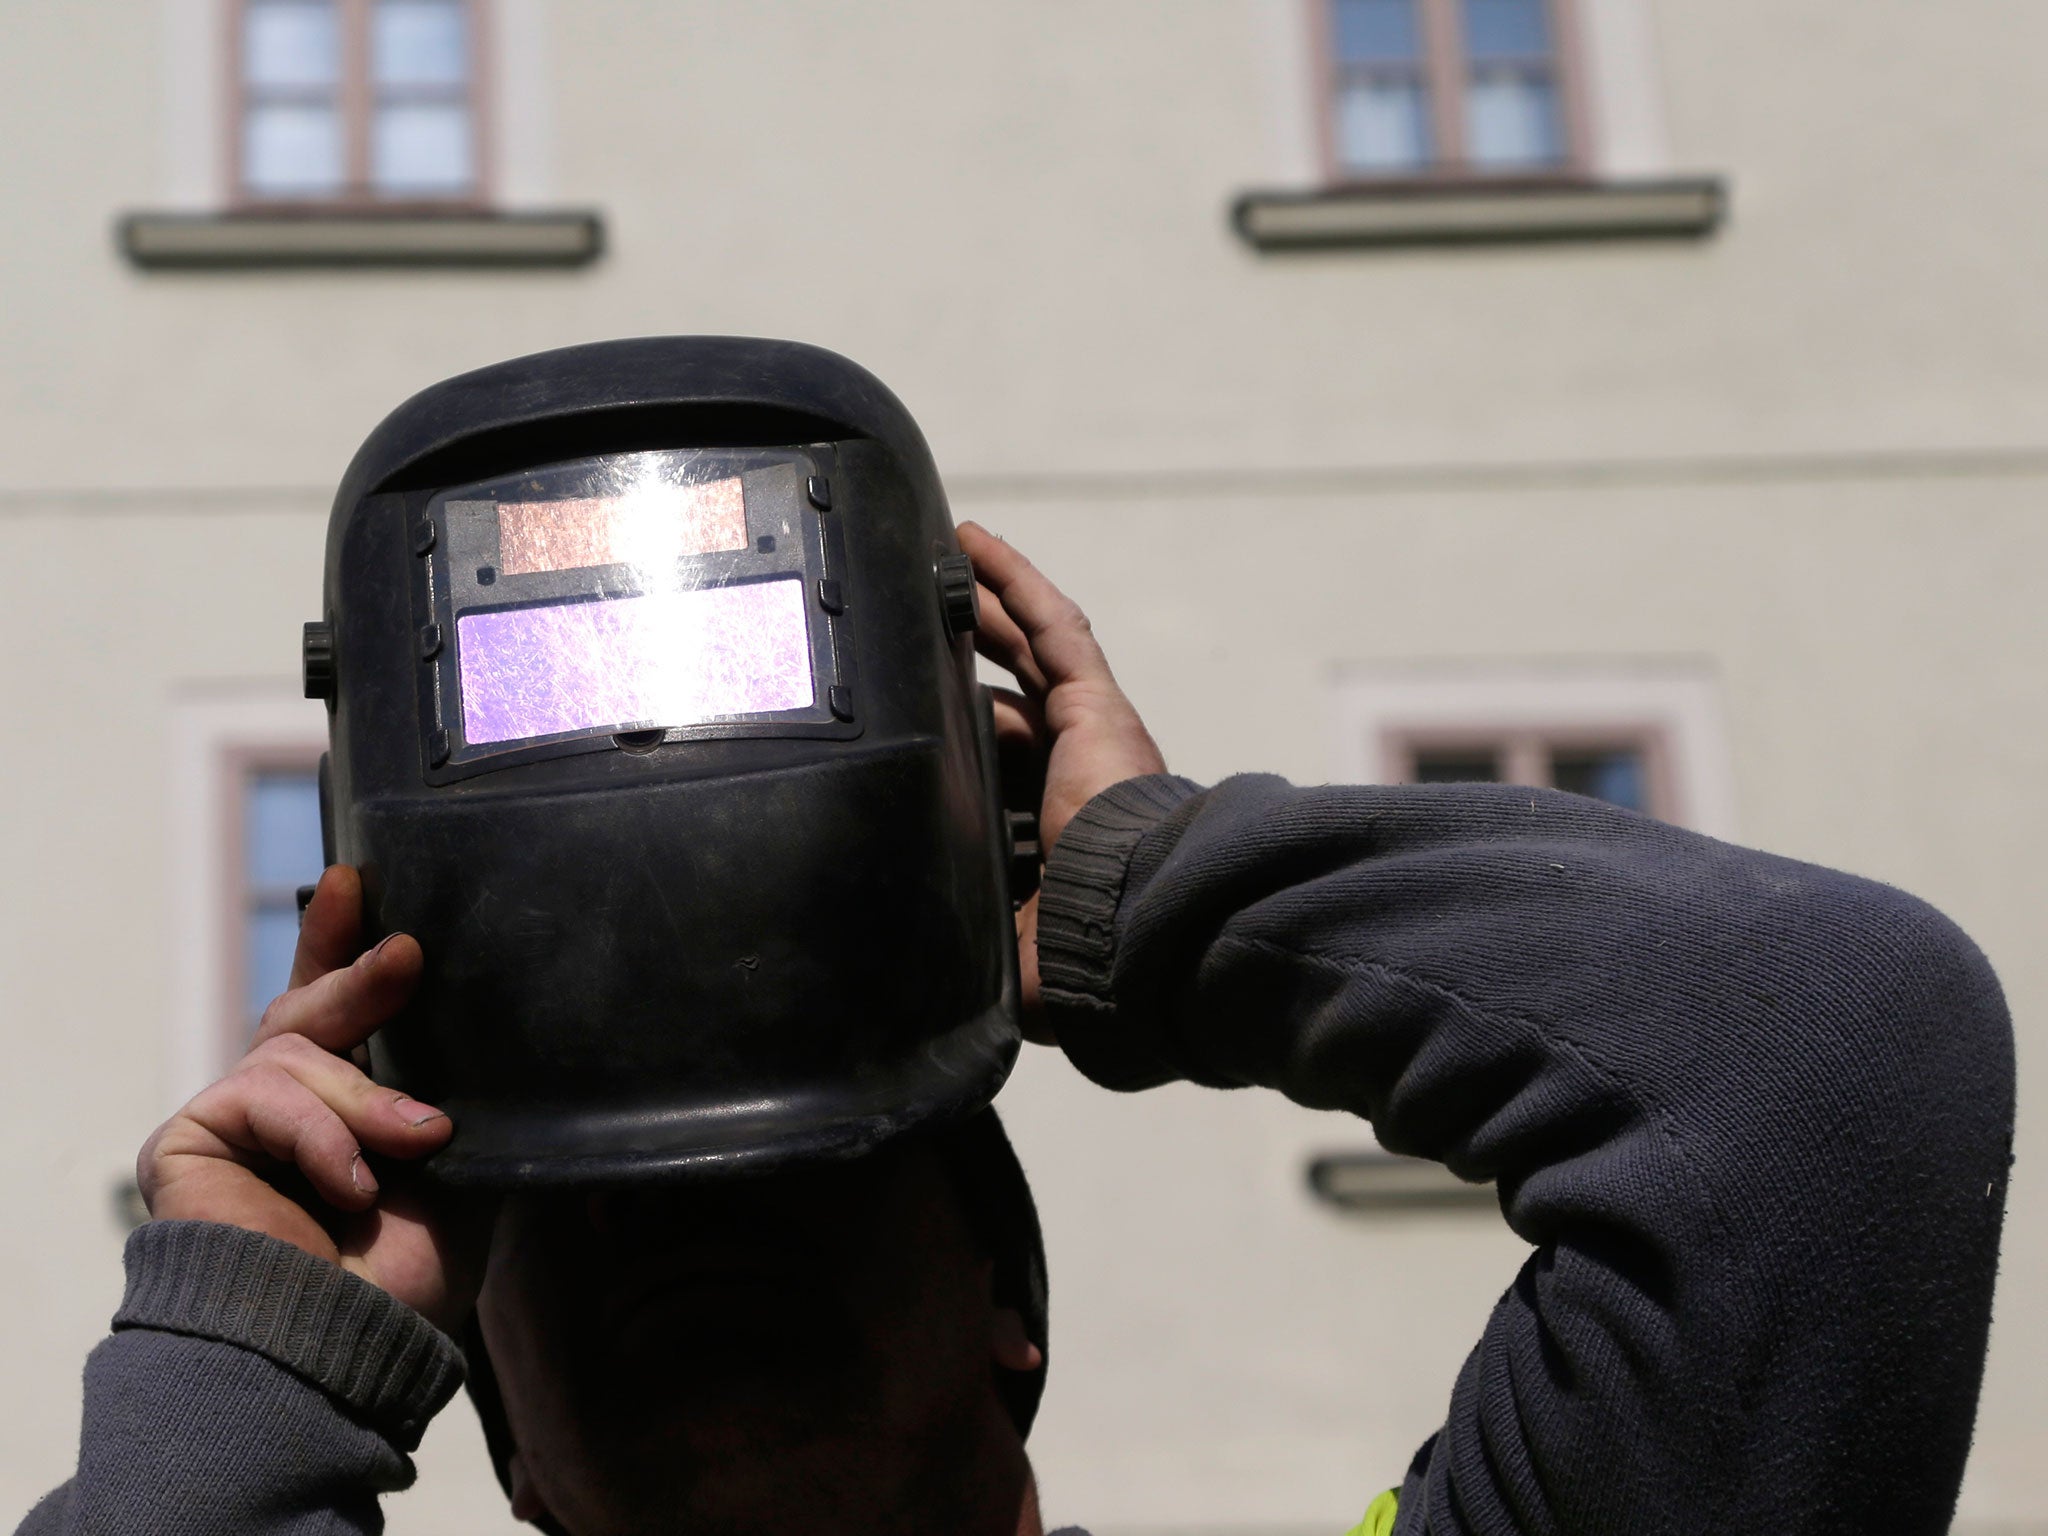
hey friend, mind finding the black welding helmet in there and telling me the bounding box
[306,337,1027,1186]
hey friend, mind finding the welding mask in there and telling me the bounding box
[304,337,1027,1185]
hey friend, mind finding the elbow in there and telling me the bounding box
[1776,868,2015,1158]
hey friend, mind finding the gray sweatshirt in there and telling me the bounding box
[18,776,2014,1534]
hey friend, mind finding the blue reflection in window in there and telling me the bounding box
[244,105,345,195]
[1551,749,1648,813]
[375,103,474,191]
[1463,0,1552,59]
[244,771,324,1027]
[246,909,305,1022]
[373,0,469,87]
[1335,0,1423,62]
[242,0,344,196]
[247,773,325,890]
[1338,77,1433,171]
[1467,70,1562,165]
[245,0,340,87]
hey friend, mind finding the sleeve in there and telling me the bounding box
[1035,774,2015,1536]
[15,1221,466,1536]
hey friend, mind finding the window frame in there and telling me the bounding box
[224,0,494,211]
[1312,0,1594,186]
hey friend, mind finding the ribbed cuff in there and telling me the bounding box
[1038,774,1205,1090]
[116,1220,465,1450]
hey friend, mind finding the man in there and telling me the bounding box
[19,524,2014,1535]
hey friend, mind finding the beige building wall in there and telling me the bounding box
[0,2,2040,1531]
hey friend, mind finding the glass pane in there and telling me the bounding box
[373,0,470,87]
[1462,0,1552,59]
[1337,77,1432,173]
[243,104,345,195]
[373,102,475,193]
[1412,751,1502,784]
[1334,0,1422,62]
[244,0,340,88]
[246,908,303,1024]
[1467,68,1562,167]
[458,579,813,745]
[1551,748,1648,812]
[245,772,325,890]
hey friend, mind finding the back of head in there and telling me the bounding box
[461,1107,1050,1527]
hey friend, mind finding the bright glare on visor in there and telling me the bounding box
[497,477,748,575]
[458,577,812,744]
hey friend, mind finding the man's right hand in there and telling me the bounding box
[956,523,1171,1040]
[136,867,479,1332]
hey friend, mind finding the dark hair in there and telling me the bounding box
[462,1107,1049,1518]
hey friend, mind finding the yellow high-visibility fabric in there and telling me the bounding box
[1343,1489,1398,1536]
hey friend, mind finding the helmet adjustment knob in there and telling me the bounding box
[302,621,336,701]
[937,551,980,636]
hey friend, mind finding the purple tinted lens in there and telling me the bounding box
[457,578,812,745]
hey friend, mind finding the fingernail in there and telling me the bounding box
[360,933,400,968]
[350,1150,378,1196]
[392,1096,446,1129]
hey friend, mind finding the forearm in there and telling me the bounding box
[17,1222,464,1536]
[1039,775,2014,1535]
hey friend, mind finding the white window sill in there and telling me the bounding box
[117,209,605,269]
[1232,176,1726,251]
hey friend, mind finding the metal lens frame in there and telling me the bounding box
[410,445,860,781]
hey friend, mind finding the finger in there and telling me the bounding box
[254,932,423,1054]
[987,686,1045,751]
[957,524,1116,691]
[139,1136,344,1264]
[141,1040,450,1217]
[971,581,1050,698]
[248,1032,452,1157]
[185,1066,379,1212]
[289,866,365,989]
[339,1177,498,1335]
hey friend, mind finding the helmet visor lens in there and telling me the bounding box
[416,446,848,771]
[458,577,811,744]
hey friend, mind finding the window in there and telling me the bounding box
[130,0,599,267]
[1235,0,1722,249]
[1331,663,1738,838]
[1393,729,1666,816]
[233,0,486,205]
[1323,0,1585,179]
